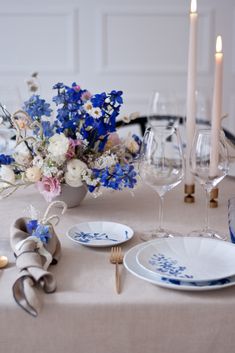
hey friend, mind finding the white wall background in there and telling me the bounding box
[0,0,234,133]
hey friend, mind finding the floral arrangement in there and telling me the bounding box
[0,83,141,201]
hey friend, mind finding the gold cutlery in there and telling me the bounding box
[0,255,8,269]
[110,247,124,294]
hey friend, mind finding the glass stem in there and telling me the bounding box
[204,188,210,232]
[158,195,164,231]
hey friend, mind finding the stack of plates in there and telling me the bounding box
[124,237,235,291]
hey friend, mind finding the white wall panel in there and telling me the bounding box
[97,9,212,75]
[0,10,78,73]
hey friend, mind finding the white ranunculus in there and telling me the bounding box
[13,143,32,166]
[65,172,83,187]
[48,133,69,160]
[67,159,87,175]
[65,159,87,187]
[0,165,16,187]
[25,166,42,182]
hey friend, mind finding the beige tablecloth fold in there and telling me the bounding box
[10,218,61,317]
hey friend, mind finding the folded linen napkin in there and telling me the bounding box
[228,197,235,243]
[10,201,67,317]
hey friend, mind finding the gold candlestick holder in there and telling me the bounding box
[209,187,218,208]
[184,184,195,203]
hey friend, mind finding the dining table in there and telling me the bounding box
[0,176,235,353]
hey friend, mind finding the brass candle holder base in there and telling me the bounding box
[210,187,218,208]
[184,184,195,203]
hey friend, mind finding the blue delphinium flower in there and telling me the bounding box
[51,83,124,145]
[91,92,107,107]
[52,82,65,90]
[23,95,52,120]
[89,163,137,192]
[41,121,54,138]
[110,90,123,104]
[0,154,15,165]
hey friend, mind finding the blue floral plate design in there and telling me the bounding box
[124,243,235,291]
[136,237,235,283]
[67,221,134,247]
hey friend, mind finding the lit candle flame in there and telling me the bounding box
[216,35,222,53]
[191,0,197,13]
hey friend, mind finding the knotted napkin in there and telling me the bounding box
[229,197,235,243]
[10,201,67,317]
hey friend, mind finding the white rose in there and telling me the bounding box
[48,133,69,161]
[65,159,87,187]
[13,143,32,166]
[0,165,16,187]
[25,166,42,182]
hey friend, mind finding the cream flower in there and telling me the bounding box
[25,166,42,182]
[0,165,16,188]
[65,159,87,187]
[13,143,32,166]
[48,133,69,161]
[125,138,139,154]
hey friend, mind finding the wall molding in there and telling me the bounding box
[0,9,79,73]
[95,7,212,75]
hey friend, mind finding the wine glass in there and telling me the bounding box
[147,91,180,129]
[139,125,184,241]
[189,128,229,239]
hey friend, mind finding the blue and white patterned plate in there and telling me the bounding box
[136,237,235,283]
[124,242,235,291]
[67,221,134,247]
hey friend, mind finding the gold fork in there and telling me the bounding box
[110,246,124,294]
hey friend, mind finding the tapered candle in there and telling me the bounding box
[185,0,198,186]
[210,35,223,177]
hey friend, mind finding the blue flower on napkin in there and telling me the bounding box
[26,219,52,244]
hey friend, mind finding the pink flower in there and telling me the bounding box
[105,132,121,151]
[73,85,81,92]
[65,139,81,160]
[37,177,61,202]
[81,90,92,101]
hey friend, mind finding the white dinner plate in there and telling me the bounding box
[228,163,235,178]
[124,242,235,291]
[67,221,134,247]
[136,237,235,282]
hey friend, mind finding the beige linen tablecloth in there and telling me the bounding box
[0,178,235,353]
